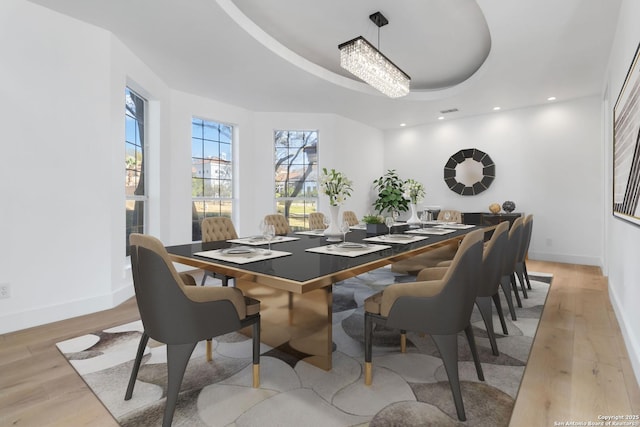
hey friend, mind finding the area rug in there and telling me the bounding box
[56,268,552,426]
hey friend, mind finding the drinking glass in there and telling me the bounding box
[263,224,275,253]
[384,216,394,237]
[340,220,350,242]
[444,211,452,222]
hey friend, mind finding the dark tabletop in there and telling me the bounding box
[166,226,482,284]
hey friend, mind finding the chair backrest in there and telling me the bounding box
[342,210,359,226]
[309,212,326,230]
[478,221,509,297]
[264,214,290,235]
[201,217,238,242]
[438,209,462,223]
[129,233,203,343]
[503,216,524,274]
[130,233,246,344]
[517,214,534,262]
[386,229,484,334]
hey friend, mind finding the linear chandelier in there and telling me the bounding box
[338,12,410,98]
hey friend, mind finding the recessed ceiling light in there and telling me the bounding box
[399,123,406,127]
[493,106,501,111]
[547,96,556,101]
[438,116,445,120]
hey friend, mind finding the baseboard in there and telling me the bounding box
[608,280,640,387]
[528,251,602,268]
[0,282,135,335]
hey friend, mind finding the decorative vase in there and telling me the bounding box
[502,201,516,213]
[324,205,343,241]
[407,203,421,226]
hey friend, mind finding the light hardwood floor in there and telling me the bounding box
[1,260,638,426]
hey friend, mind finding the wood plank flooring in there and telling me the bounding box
[0,261,638,426]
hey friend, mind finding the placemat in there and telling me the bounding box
[434,223,476,230]
[295,230,327,236]
[227,236,300,245]
[406,228,456,235]
[194,248,292,264]
[363,234,429,244]
[305,243,390,257]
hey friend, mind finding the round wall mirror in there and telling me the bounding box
[444,148,495,195]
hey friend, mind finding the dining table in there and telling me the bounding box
[166,222,491,370]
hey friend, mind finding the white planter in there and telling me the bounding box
[407,203,421,226]
[324,205,343,241]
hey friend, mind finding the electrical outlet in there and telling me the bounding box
[0,283,10,299]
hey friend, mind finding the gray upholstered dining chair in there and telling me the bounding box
[264,213,290,235]
[514,214,534,291]
[363,229,485,421]
[201,216,237,286]
[342,210,359,226]
[500,216,524,320]
[125,233,261,427]
[476,221,510,354]
[308,212,326,230]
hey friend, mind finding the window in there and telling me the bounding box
[274,130,318,231]
[125,87,147,255]
[192,118,234,241]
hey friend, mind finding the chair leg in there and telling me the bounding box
[500,275,518,321]
[431,334,466,421]
[252,316,261,388]
[510,274,523,307]
[200,271,210,286]
[523,261,532,289]
[476,297,499,356]
[492,293,509,335]
[364,312,374,385]
[515,265,529,299]
[400,330,407,353]
[163,342,197,427]
[464,324,485,381]
[125,331,149,400]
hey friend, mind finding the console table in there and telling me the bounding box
[463,212,522,227]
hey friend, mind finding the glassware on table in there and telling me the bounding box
[263,224,275,253]
[339,220,350,242]
[443,211,452,222]
[384,216,394,237]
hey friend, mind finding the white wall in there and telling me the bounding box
[0,0,171,333]
[384,96,604,266]
[0,0,384,333]
[603,0,640,384]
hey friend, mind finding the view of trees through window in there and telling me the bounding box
[274,130,318,231]
[192,118,233,241]
[125,87,146,256]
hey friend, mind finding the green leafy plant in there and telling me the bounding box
[362,214,384,224]
[372,169,409,215]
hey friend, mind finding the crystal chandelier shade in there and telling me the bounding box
[339,36,410,98]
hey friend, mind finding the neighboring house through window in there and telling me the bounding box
[192,118,234,241]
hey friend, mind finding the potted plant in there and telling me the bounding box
[372,169,409,216]
[362,214,387,234]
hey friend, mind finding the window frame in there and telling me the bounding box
[125,87,148,255]
[273,130,319,231]
[191,117,235,241]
